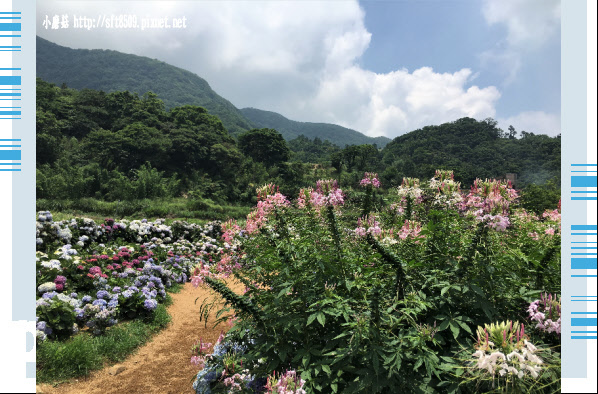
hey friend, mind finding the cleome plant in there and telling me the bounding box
[190,171,561,393]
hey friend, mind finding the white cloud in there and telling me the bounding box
[482,0,560,49]
[480,0,560,85]
[498,111,561,137]
[38,1,503,138]
[305,66,501,137]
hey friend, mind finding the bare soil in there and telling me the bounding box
[37,280,243,394]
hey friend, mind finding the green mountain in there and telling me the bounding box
[36,36,389,147]
[36,36,254,135]
[379,117,560,187]
[241,107,390,148]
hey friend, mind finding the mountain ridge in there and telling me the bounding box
[36,36,388,147]
[240,107,390,148]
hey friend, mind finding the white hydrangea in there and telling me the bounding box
[38,282,56,293]
[41,259,61,270]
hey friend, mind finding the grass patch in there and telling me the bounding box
[38,198,252,222]
[36,304,171,384]
[166,283,183,295]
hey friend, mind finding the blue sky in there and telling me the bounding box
[37,0,562,138]
[359,0,561,134]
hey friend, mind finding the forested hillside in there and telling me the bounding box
[37,36,254,135]
[241,107,390,148]
[36,78,560,215]
[379,117,560,188]
[37,36,389,147]
[35,78,309,206]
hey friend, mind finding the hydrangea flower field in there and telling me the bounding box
[36,170,561,393]
[36,215,229,341]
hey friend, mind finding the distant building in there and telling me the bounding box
[505,173,518,187]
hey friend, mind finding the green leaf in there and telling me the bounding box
[317,312,326,327]
[345,279,354,291]
[278,287,291,297]
[307,313,317,326]
[331,383,338,393]
[449,321,460,339]
[301,370,311,381]
[438,320,450,331]
[457,320,472,334]
[470,284,485,297]
[413,358,423,371]
[322,365,331,375]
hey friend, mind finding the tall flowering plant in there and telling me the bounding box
[190,173,561,393]
[393,177,423,221]
[359,172,380,216]
[245,184,290,234]
[359,172,381,188]
[264,370,306,394]
[465,320,550,392]
[528,293,561,335]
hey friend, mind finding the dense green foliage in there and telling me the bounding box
[287,135,341,164]
[379,118,560,189]
[241,107,390,148]
[36,77,560,215]
[192,175,561,393]
[35,78,309,206]
[238,128,291,167]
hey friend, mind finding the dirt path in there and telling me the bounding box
[37,280,243,394]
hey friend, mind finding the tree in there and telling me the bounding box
[237,128,290,167]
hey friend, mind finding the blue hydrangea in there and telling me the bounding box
[92,299,107,307]
[143,299,158,311]
[96,290,110,299]
[42,291,58,299]
[75,308,85,318]
[82,295,92,303]
[36,299,50,308]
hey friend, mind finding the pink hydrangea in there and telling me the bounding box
[88,266,102,276]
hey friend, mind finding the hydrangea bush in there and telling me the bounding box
[35,215,226,340]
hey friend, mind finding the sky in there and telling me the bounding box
[36,0,562,139]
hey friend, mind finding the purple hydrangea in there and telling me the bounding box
[92,299,107,307]
[143,299,158,311]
